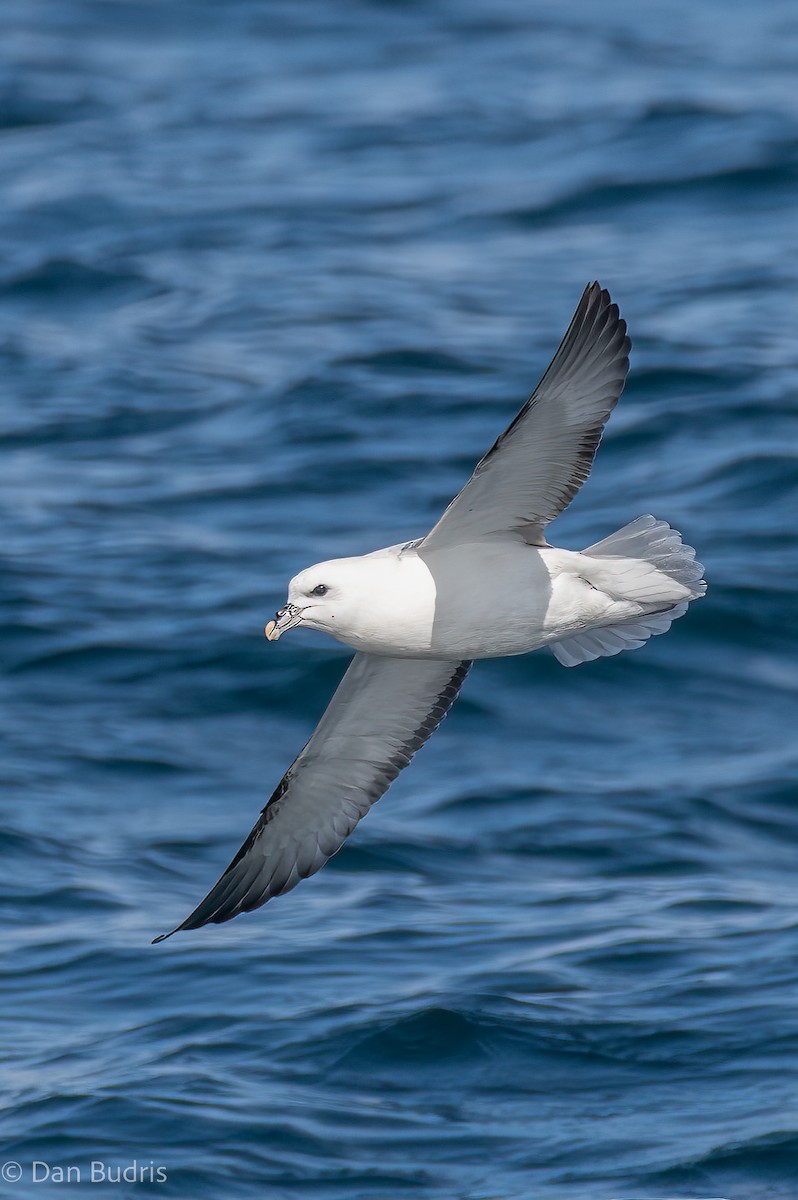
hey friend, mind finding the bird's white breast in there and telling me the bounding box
[333,552,439,657]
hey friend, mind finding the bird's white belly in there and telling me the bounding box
[423,546,615,659]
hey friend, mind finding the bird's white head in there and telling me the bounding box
[265,556,369,644]
[264,548,435,654]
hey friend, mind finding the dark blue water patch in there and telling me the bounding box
[0,401,222,451]
[638,1130,798,1198]
[335,348,487,375]
[503,157,798,230]
[0,259,166,313]
[0,65,102,130]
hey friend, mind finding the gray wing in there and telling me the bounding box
[421,283,630,551]
[154,653,470,940]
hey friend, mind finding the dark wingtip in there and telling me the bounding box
[585,281,631,358]
[152,928,177,944]
[578,280,616,326]
[585,279,611,301]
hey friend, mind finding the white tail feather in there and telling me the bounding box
[584,514,706,596]
[550,516,705,667]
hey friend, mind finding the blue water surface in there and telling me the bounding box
[2,1,798,1198]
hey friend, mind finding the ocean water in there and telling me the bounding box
[2,1,798,1197]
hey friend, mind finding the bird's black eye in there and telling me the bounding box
[310,584,328,597]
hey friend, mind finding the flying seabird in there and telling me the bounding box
[154,283,705,942]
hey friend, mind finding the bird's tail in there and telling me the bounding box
[550,515,706,667]
[584,514,706,597]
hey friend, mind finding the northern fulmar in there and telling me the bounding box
[154,283,705,942]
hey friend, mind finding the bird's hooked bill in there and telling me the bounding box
[265,603,302,641]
